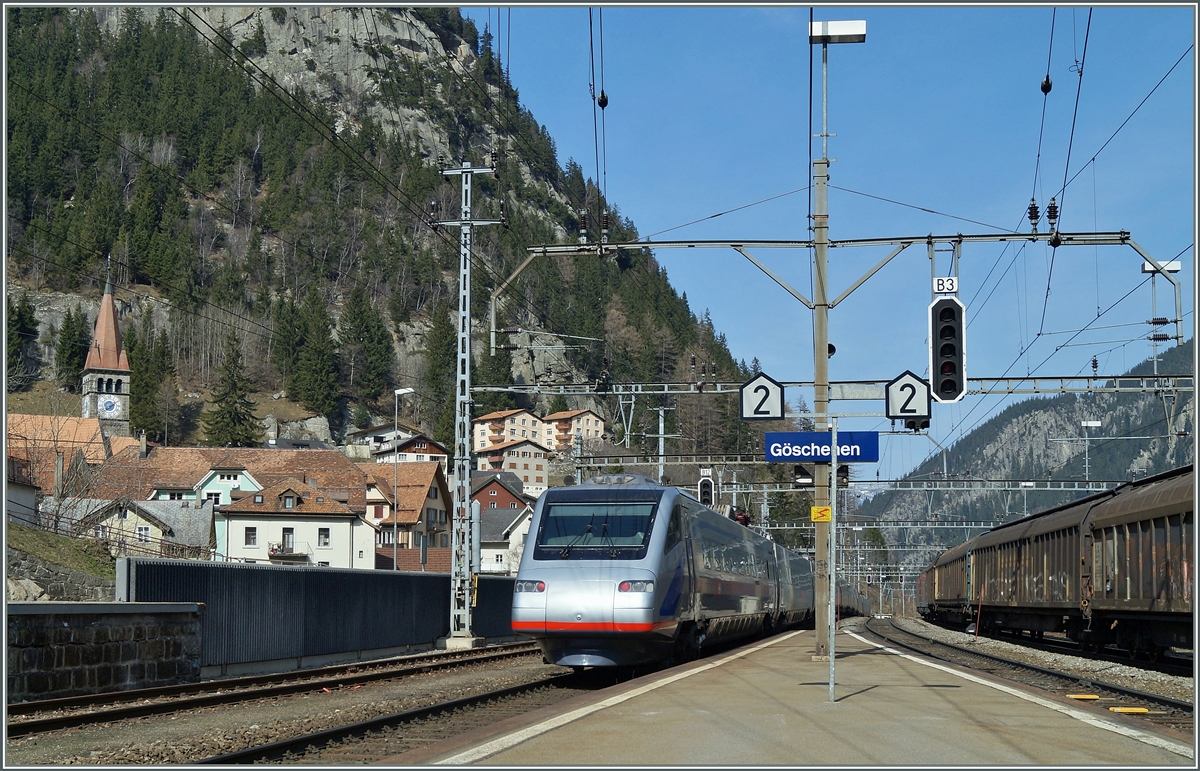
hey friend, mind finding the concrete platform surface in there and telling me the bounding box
[414,625,1193,766]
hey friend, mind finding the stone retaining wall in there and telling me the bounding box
[6,547,115,602]
[6,602,203,702]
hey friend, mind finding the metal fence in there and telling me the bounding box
[117,558,516,667]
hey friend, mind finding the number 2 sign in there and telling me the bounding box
[739,373,784,421]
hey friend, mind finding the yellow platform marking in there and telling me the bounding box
[1109,707,1150,714]
[1067,694,1099,700]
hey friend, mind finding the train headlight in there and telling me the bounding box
[515,580,546,593]
[618,580,654,593]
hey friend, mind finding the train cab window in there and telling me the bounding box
[663,504,682,553]
[532,492,660,561]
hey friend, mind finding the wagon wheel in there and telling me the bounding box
[1146,644,1162,663]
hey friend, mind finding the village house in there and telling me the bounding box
[375,461,451,558]
[474,438,552,497]
[219,479,377,568]
[472,409,547,451]
[542,409,607,452]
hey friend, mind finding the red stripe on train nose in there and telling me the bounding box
[511,620,670,633]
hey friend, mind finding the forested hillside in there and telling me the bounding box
[5,7,761,454]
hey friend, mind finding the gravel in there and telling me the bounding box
[5,656,567,765]
[887,616,1194,704]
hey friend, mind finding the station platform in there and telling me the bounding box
[397,621,1194,766]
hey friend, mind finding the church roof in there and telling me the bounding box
[84,279,129,372]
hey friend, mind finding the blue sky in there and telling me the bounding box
[462,5,1196,479]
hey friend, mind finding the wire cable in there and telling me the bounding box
[1038,8,1091,335]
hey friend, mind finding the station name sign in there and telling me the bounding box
[764,431,879,463]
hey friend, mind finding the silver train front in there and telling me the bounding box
[512,474,818,667]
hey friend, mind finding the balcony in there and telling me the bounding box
[267,541,311,563]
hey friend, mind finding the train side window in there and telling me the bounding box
[663,504,682,553]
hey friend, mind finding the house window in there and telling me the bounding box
[495,554,504,563]
[167,492,183,501]
[523,476,529,482]
[536,464,543,471]
[318,561,330,566]
[440,534,449,547]
[521,418,526,426]
[489,501,497,508]
[245,527,257,546]
[282,528,295,550]
[117,509,129,520]
[523,463,529,470]
[521,430,526,437]
[316,497,324,503]
[429,486,437,499]
[509,463,517,469]
[416,441,427,449]
[219,473,239,482]
[253,494,263,504]
[206,492,220,503]
[318,528,330,547]
[284,496,294,509]
[509,429,516,436]
[416,454,425,461]
[535,452,544,459]
[489,489,497,496]
[536,476,544,483]
[373,505,383,519]
[135,525,151,543]
[509,417,516,424]
[510,502,518,508]
[94,524,108,539]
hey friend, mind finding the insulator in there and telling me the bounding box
[501,327,520,333]
[1091,356,1098,375]
[491,150,499,168]
[1027,198,1040,231]
[1150,317,1169,326]
[597,90,608,110]
[1040,76,1053,94]
[1151,333,1172,342]
[498,344,520,350]
[690,354,696,367]
[1045,197,1059,227]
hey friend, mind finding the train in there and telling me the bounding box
[917,464,1193,660]
[511,473,869,668]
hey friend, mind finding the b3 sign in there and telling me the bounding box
[765,432,879,463]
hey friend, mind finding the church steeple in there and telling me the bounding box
[81,256,131,437]
[85,257,129,371]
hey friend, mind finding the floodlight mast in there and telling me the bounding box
[808,19,866,673]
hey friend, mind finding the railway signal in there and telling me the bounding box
[929,296,966,403]
[697,476,715,506]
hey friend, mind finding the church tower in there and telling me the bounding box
[81,262,131,438]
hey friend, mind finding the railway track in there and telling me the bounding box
[6,641,541,738]
[196,673,607,764]
[863,618,1193,737]
[981,628,1194,678]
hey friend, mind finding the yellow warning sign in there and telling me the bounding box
[810,506,831,522]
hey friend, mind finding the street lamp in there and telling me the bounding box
[393,387,415,569]
[807,17,866,675]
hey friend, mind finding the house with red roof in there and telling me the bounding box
[218,478,377,568]
[474,439,552,497]
[472,409,549,451]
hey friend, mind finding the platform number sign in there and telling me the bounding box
[885,371,931,427]
[739,372,784,421]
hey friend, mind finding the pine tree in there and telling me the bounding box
[54,305,90,393]
[422,302,457,446]
[6,292,40,391]
[201,332,262,447]
[339,284,393,402]
[272,296,305,396]
[295,286,341,417]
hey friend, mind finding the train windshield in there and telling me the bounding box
[533,498,659,561]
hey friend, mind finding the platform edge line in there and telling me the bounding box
[434,630,807,765]
[844,629,1194,760]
